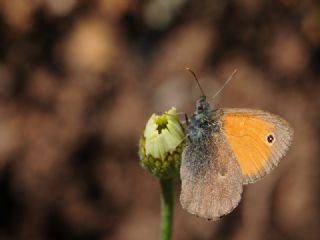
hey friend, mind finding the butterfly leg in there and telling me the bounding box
[185,113,189,126]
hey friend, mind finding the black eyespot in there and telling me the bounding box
[267,134,274,143]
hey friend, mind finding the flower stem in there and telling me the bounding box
[160,178,174,240]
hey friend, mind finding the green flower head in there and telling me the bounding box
[139,107,185,179]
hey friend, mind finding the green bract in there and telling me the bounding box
[139,107,185,179]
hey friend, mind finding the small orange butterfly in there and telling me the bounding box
[180,69,294,220]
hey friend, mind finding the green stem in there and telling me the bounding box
[160,178,174,240]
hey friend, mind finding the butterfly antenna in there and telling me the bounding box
[186,67,206,96]
[211,69,238,101]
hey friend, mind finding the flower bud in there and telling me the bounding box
[139,107,185,179]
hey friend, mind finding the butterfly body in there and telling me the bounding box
[180,95,293,220]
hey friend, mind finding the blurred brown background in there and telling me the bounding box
[0,0,320,239]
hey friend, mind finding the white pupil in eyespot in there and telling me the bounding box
[267,134,274,143]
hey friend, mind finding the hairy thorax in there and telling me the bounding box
[183,96,223,176]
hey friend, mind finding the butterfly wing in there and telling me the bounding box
[220,108,294,184]
[180,131,243,220]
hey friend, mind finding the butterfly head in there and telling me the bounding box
[195,95,210,115]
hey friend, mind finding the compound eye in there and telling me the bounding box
[197,105,203,111]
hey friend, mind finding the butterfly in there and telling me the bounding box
[180,69,294,220]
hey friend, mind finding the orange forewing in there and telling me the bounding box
[220,109,293,184]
